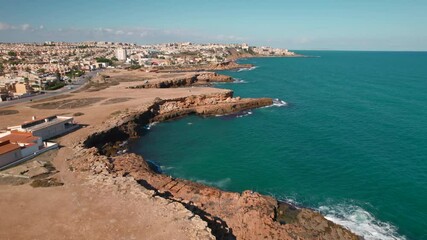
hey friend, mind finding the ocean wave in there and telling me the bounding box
[194,177,231,188]
[262,98,288,108]
[236,110,253,118]
[145,122,158,130]
[318,204,406,240]
[237,66,258,72]
[233,78,248,83]
[160,165,175,171]
[216,110,253,119]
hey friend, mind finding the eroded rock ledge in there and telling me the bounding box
[129,72,233,89]
[157,61,254,72]
[71,91,360,240]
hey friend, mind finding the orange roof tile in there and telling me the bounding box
[0,132,40,144]
[0,140,21,155]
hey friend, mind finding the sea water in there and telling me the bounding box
[130,51,427,240]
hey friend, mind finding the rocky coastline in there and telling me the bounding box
[70,89,360,240]
[128,72,233,89]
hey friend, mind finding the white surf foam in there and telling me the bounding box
[145,122,158,130]
[233,78,248,83]
[194,177,231,188]
[237,66,258,72]
[236,110,253,118]
[318,204,406,240]
[215,110,253,119]
[262,98,288,108]
[272,98,288,107]
[160,165,175,171]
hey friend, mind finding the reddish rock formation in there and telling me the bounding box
[129,72,233,89]
[73,92,360,240]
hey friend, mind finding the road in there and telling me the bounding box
[0,70,101,108]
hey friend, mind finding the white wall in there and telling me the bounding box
[0,149,22,168]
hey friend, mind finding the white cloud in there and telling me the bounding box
[0,23,246,44]
[0,22,12,30]
[0,22,33,31]
[20,24,31,31]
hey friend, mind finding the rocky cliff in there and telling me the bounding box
[157,61,253,72]
[129,72,233,89]
[73,92,360,240]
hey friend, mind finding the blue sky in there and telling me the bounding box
[0,0,426,50]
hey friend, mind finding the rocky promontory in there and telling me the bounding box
[157,61,254,72]
[70,91,359,240]
[129,72,233,89]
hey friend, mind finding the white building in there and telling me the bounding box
[7,115,77,141]
[115,48,127,61]
[0,131,42,168]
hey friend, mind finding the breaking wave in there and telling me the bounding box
[318,204,406,240]
[272,98,288,107]
[216,110,253,119]
[233,78,248,83]
[237,66,258,72]
[236,110,253,118]
[262,98,288,108]
[145,122,158,130]
[270,193,406,240]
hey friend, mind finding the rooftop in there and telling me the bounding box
[0,140,21,155]
[0,131,40,144]
[8,116,73,132]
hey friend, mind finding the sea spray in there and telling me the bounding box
[318,204,406,240]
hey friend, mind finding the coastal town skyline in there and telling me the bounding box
[1,0,427,51]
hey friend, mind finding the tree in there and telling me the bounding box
[7,51,17,57]
[37,68,46,74]
[0,63,4,75]
[55,70,61,81]
[95,57,113,65]
[111,56,118,61]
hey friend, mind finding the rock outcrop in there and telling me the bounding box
[129,72,233,89]
[73,92,360,240]
[157,61,253,72]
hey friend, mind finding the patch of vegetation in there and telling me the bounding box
[101,98,132,105]
[30,178,64,188]
[7,51,17,57]
[82,80,120,92]
[96,57,113,65]
[37,68,46,74]
[31,94,73,103]
[0,110,19,115]
[73,112,84,116]
[45,81,66,90]
[66,69,84,79]
[31,98,105,109]
[129,64,141,70]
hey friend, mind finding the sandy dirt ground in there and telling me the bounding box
[0,69,223,240]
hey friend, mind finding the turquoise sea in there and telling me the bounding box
[130,51,427,240]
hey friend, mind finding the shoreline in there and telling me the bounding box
[76,89,360,239]
[0,67,360,239]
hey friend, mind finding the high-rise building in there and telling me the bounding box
[115,48,127,61]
